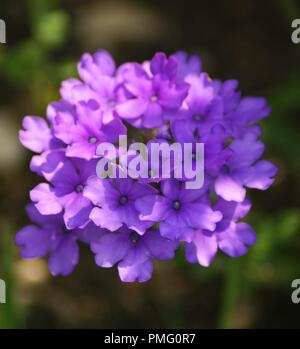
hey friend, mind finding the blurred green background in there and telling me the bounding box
[0,0,299,329]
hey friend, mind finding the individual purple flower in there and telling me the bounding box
[214,198,256,257]
[77,50,129,123]
[53,99,126,160]
[224,96,271,137]
[16,204,103,276]
[214,131,278,202]
[116,53,189,128]
[30,158,98,229]
[84,176,157,234]
[185,198,256,266]
[91,225,178,282]
[135,179,222,242]
[169,73,223,142]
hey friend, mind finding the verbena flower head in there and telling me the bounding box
[17,50,277,282]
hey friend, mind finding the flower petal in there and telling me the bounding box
[48,234,79,276]
[16,226,54,258]
[142,103,163,128]
[116,98,148,119]
[30,183,62,215]
[89,207,123,231]
[215,175,246,202]
[143,230,178,260]
[217,222,256,257]
[135,194,169,222]
[19,116,51,153]
[91,232,129,267]
[118,259,153,283]
[245,160,278,190]
[185,230,218,267]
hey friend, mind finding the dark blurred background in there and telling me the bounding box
[0,0,299,329]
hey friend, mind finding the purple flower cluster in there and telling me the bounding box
[17,50,277,282]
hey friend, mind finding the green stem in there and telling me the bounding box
[218,260,240,329]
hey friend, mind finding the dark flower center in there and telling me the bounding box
[89,136,98,144]
[172,200,181,211]
[221,164,231,174]
[75,184,84,193]
[193,114,203,122]
[225,137,233,147]
[130,232,140,244]
[119,195,128,205]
